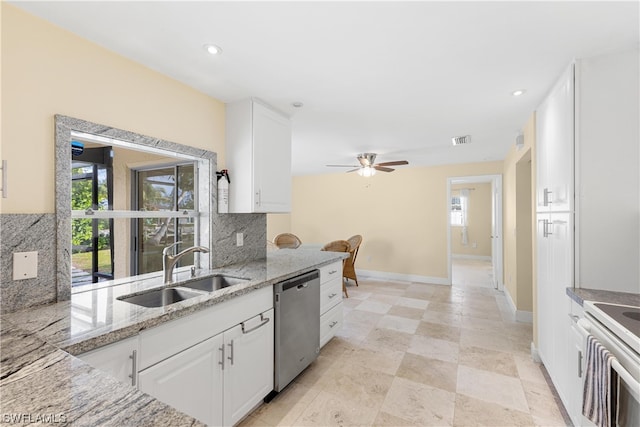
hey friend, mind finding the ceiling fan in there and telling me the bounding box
[326,153,409,177]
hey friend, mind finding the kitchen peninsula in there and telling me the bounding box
[1,249,346,425]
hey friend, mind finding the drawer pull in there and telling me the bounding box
[242,313,270,334]
[328,293,338,299]
[329,321,338,328]
[328,270,337,275]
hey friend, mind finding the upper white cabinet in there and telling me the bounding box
[536,64,574,213]
[225,99,292,213]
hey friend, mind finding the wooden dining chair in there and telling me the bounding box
[321,239,351,297]
[273,233,302,249]
[344,235,362,287]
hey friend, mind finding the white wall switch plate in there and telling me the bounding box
[13,251,38,280]
[236,232,244,247]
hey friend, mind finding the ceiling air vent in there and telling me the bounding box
[452,135,471,146]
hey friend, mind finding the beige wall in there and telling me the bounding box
[267,213,292,243]
[1,4,225,214]
[450,183,492,257]
[287,161,502,281]
[502,114,535,315]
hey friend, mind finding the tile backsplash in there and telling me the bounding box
[0,212,266,314]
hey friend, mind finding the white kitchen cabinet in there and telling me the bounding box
[567,302,585,427]
[536,212,573,405]
[225,98,292,213]
[137,286,273,426]
[223,309,274,426]
[77,335,139,387]
[138,309,274,427]
[536,64,574,213]
[138,334,224,426]
[319,261,343,347]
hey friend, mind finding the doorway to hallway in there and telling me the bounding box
[447,174,503,290]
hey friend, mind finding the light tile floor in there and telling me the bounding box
[240,259,570,426]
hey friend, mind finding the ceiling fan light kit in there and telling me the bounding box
[357,166,376,177]
[326,152,409,177]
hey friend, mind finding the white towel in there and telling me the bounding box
[582,334,619,427]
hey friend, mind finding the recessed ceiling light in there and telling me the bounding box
[512,89,526,97]
[204,44,223,55]
[292,102,304,108]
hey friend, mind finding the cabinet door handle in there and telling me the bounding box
[329,270,337,275]
[219,345,225,370]
[539,219,553,238]
[543,188,553,206]
[328,293,338,299]
[242,313,270,334]
[227,340,234,366]
[128,350,137,387]
[329,321,338,328]
[578,350,583,378]
[255,190,261,206]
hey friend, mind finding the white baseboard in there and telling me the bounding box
[356,269,450,286]
[503,285,533,324]
[531,342,541,363]
[452,254,492,261]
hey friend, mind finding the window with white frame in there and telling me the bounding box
[451,195,464,226]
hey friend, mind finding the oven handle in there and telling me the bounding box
[576,318,640,403]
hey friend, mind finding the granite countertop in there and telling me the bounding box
[566,287,640,307]
[0,249,345,425]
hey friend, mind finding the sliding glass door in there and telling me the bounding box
[134,164,195,275]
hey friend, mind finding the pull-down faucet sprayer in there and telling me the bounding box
[162,241,210,284]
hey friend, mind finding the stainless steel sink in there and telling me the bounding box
[118,287,204,308]
[179,275,249,292]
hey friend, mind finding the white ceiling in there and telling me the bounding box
[11,1,639,175]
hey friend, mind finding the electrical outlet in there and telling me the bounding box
[472,242,477,248]
[236,232,244,247]
[13,251,38,280]
[367,256,372,263]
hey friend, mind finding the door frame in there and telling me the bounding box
[446,174,503,290]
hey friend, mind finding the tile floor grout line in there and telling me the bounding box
[239,259,568,427]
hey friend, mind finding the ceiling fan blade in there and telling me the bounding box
[346,168,360,173]
[375,160,408,167]
[326,164,359,168]
[374,166,395,172]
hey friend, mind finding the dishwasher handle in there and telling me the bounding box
[279,270,320,292]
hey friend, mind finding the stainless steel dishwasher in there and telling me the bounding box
[272,269,320,394]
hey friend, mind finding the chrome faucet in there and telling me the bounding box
[162,241,210,284]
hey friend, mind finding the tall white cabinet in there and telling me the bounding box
[225,98,292,213]
[536,48,639,425]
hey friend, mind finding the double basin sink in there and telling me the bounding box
[118,275,249,308]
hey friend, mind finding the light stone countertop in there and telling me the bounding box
[0,249,346,425]
[566,287,640,307]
